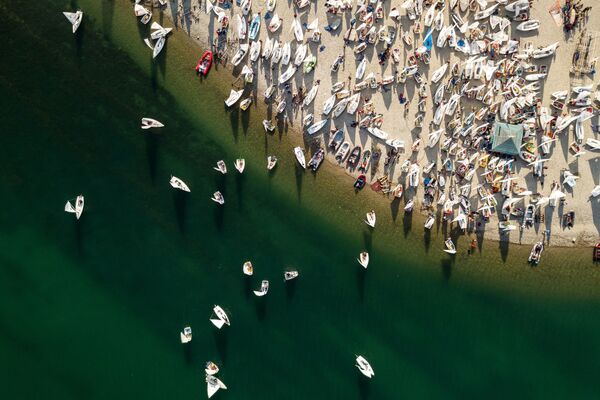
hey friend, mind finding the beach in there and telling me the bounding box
[163,0,600,247]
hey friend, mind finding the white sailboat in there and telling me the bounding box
[235,159,246,173]
[64,195,85,220]
[214,160,227,174]
[278,65,297,84]
[294,147,306,168]
[225,89,244,107]
[253,280,269,296]
[424,214,435,229]
[205,361,219,376]
[141,118,164,129]
[206,375,228,399]
[293,43,307,66]
[211,191,225,205]
[63,11,83,33]
[210,305,230,329]
[231,44,249,66]
[357,252,369,268]
[267,156,278,170]
[303,82,320,107]
[443,238,456,254]
[180,326,192,343]
[284,270,299,281]
[169,176,191,192]
[152,36,166,59]
[243,261,254,275]
[355,355,374,378]
[307,119,328,135]
[365,210,376,227]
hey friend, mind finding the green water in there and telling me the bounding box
[2,1,600,398]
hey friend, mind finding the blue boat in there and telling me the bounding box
[249,14,261,40]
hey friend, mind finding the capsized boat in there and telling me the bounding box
[365,210,376,227]
[64,195,85,220]
[284,270,299,281]
[211,191,225,205]
[355,355,374,378]
[235,158,245,173]
[253,280,269,296]
[357,252,369,268]
[169,176,191,192]
[63,11,83,33]
[210,305,230,329]
[180,326,192,344]
[243,261,254,275]
[294,146,306,168]
[141,118,164,129]
[225,89,244,107]
[206,375,227,399]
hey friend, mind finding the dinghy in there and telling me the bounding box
[532,42,559,59]
[241,0,252,15]
[528,241,544,265]
[210,305,230,329]
[236,14,247,39]
[205,361,219,376]
[63,11,83,33]
[253,280,269,296]
[284,270,299,281]
[151,36,166,59]
[281,42,291,65]
[231,44,249,66]
[267,156,278,170]
[180,327,192,344]
[278,65,297,84]
[211,191,225,205]
[303,82,320,107]
[248,14,261,40]
[307,119,328,135]
[196,51,213,75]
[293,44,307,66]
[169,176,191,192]
[443,238,456,254]
[424,214,435,229]
[517,19,540,31]
[431,63,448,84]
[291,17,304,42]
[356,58,367,80]
[308,148,325,171]
[268,13,281,32]
[206,375,227,399]
[294,147,306,168]
[356,356,374,378]
[64,195,85,220]
[322,94,337,115]
[250,40,261,62]
[346,93,361,114]
[239,97,252,110]
[214,160,227,174]
[243,261,254,275]
[235,159,245,173]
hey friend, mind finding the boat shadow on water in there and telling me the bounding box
[243,277,252,300]
[362,231,373,253]
[173,190,188,234]
[294,165,303,201]
[440,257,453,282]
[499,238,510,263]
[227,106,240,142]
[144,133,159,183]
[356,373,370,400]
[150,45,168,92]
[389,197,401,222]
[402,211,412,237]
[356,267,367,303]
[424,229,431,253]
[182,342,193,365]
[213,329,229,364]
[285,279,297,301]
[74,217,85,257]
[235,173,245,208]
[254,298,267,321]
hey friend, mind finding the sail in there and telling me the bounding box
[210,318,225,329]
[64,201,75,213]
[63,12,77,25]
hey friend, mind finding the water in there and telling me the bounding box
[2,1,600,398]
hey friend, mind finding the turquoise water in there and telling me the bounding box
[2,1,600,398]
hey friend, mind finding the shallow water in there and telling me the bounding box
[2,1,600,398]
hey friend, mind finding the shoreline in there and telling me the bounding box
[160,0,598,248]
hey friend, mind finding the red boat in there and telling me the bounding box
[195,51,213,76]
[594,242,600,262]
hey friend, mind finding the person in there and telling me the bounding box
[399,92,406,104]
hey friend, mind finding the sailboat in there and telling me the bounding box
[64,195,85,220]
[231,44,249,66]
[284,270,299,281]
[210,305,230,329]
[141,118,164,130]
[234,159,245,173]
[180,327,192,344]
[169,176,191,192]
[365,210,376,227]
[303,82,320,107]
[214,160,227,174]
[267,156,278,170]
[225,89,244,107]
[424,214,435,229]
[357,252,369,268]
[355,355,374,378]
[528,241,544,265]
[443,238,456,254]
[243,261,254,275]
[293,44,307,66]
[63,11,83,33]
[253,280,269,296]
[211,191,225,205]
[206,375,228,399]
[294,147,306,168]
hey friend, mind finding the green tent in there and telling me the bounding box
[491,122,523,156]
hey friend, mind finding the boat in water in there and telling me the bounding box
[214,160,227,174]
[196,51,213,75]
[294,147,306,169]
[284,270,299,281]
[263,119,275,133]
[267,156,278,170]
[355,355,374,378]
[225,89,244,107]
[141,118,164,130]
[424,214,435,229]
[234,158,245,173]
[253,280,269,296]
[63,10,83,33]
[206,375,227,399]
[528,241,544,265]
[365,210,376,227]
[243,261,253,276]
[211,191,225,205]
[444,238,456,254]
[169,176,191,192]
[210,305,230,329]
[205,361,219,376]
[357,252,369,268]
[308,148,325,171]
[64,195,85,220]
[180,326,192,344]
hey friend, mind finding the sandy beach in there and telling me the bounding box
[158,0,599,247]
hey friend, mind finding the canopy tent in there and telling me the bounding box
[491,122,524,156]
